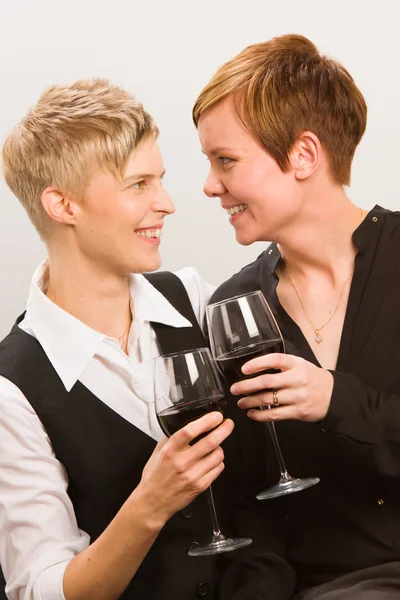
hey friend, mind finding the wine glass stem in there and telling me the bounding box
[206,485,224,538]
[266,421,290,479]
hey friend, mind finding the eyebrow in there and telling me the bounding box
[122,169,166,184]
[202,147,236,156]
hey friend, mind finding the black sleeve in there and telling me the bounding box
[219,553,296,600]
[321,370,400,477]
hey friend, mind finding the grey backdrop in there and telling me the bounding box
[1,0,399,337]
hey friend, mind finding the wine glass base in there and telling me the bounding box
[257,476,319,500]
[188,536,252,557]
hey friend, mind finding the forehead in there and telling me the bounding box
[124,136,163,176]
[197,98,255,154]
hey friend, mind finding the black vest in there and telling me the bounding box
[0,272,224,600]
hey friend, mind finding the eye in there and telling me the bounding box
[218,157,233,166]
[132,180,147,190]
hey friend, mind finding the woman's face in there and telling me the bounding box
[198,97,301,245]
[72,136,175,276]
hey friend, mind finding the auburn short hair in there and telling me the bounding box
[193,34,367,186]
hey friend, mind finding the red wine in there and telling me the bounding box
[157,396,227,438]
[216,339,283,381]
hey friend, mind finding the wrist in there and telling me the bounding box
[124,485,169,533]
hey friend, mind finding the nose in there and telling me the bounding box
[154,184,175,216]
[204,170,227,198]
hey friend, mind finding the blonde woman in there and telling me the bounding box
[0,79,234,600]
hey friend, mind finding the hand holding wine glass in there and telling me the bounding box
[206,291,319,500]
[153,348,252,555]
[231,353,334,423]
[138,410,232,525]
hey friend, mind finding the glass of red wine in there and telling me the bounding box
[154,347,252,556]
[206,291,319,500]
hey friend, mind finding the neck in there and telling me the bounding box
[277,188,365,283]
[45,246,132,340]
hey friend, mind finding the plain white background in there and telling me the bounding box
[0,0,399,337]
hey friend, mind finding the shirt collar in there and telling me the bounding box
[26,261,192,392]
[262,204,387,273]
[129,273,192,328]
[352,204,386,253]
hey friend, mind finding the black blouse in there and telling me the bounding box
[211,205,400,593]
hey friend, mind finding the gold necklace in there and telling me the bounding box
[117,320,132,350]
[283,261,353,343]
[280,207,365,344]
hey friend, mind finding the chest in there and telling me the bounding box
[276,275,351,371]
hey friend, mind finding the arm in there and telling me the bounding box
[0,377,233,600]
[231,353,400,477]
[321,369,400,477]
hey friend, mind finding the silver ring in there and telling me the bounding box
[272,389,279,407]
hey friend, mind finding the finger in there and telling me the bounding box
[231,370,295,396]
[237,388,292,410]
[192,445,225,482]
[190,418,234,460]
[246,405,296,422]
[241,353,297,375]
[170,411,224,449]
[196,462,225,492]
[155,435,169,450]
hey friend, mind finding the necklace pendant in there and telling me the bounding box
[315,331,323,344]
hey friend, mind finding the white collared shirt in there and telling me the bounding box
[0,261,215,600]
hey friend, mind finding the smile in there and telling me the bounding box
[135,229,162,238]
[226,204,247,216]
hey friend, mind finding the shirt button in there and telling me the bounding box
[321,428,326,433]
[180,505,194,519]
[377,498,384,505]
[195,582,209,597]
[187,542,200,553]
[268,249,273,254]
[372,216,378,222]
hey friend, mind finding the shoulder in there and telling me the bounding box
[173,266,216,305]
[374,207,400,261]
[210,248,272,304]
[0,374,47,442]
[172,267,216,325]
[380,206,400,233]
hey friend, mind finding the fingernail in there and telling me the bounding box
[242,365,250,373]
[230,384,238,394]
[237,399,243,408]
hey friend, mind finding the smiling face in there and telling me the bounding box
[198,98,303,245]
[71,136,174,275]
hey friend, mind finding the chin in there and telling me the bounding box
[235,231,258,246]
[141,256,162,274]
[124,252,162,275]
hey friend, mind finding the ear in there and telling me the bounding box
[41,187,80,226]
[289,131,321,181]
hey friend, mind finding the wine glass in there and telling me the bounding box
[206,291,319,500]
[153,347,252,556]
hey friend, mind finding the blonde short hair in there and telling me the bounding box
[2,78,158,238]
[193,34,367,186]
